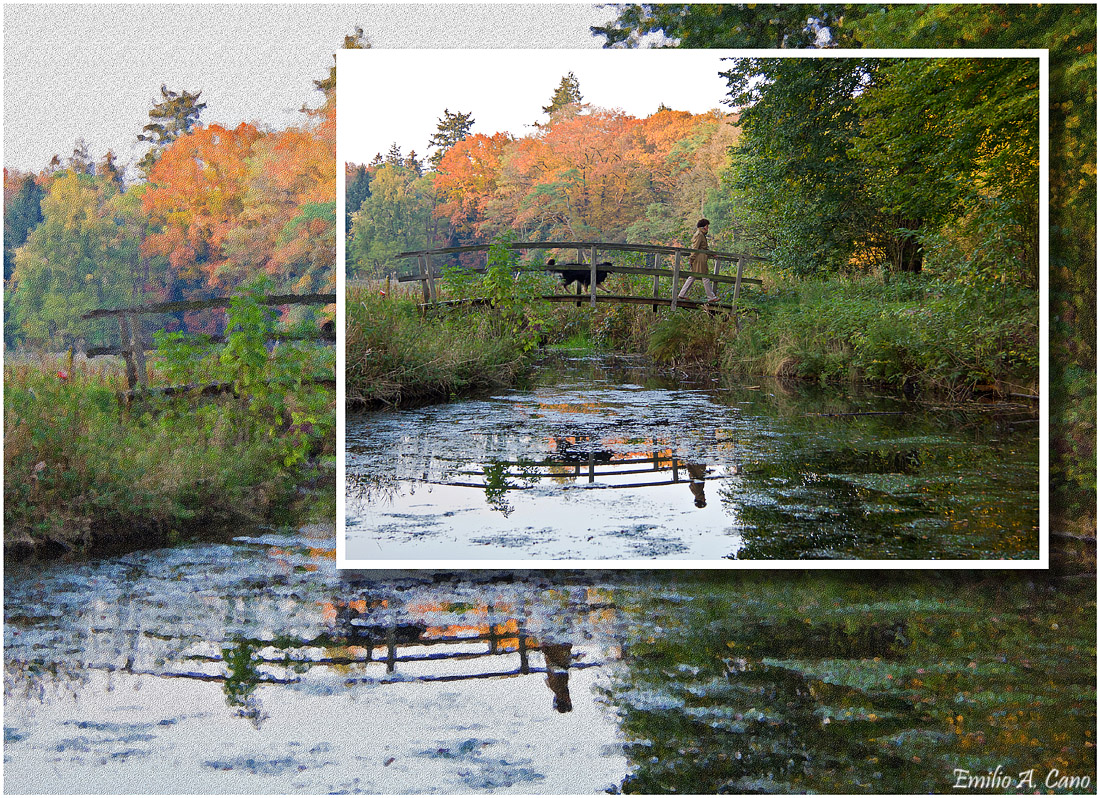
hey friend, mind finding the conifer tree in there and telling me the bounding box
[137,85,207,174]
[428,109,475,168]
[542,72,583,117]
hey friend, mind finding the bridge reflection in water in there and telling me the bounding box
[4,557,630,793]
[346,430,746,561]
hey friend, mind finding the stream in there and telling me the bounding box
[3,528,1094,793]
[346,356,1040,561]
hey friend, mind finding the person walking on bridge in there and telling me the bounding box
[677,218,719,303]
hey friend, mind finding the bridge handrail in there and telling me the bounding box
[394,241,769,263]
[81,293,335,319]
[392,262,762,288]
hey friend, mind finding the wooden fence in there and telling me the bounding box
[382,240,767,312]
[80,292,336,393]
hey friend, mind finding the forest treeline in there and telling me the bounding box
[347,54,1039,297]
[1,31,363,351]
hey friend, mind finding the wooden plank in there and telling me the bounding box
[589,245,597,308]
[117,315,137,390]
[671,252,681,310]
[82,293,336,319]
[116,376,336,403]
[395,262,761,285]
[128,313,148,389]
[395,241,770,263]
[86,331,335,358]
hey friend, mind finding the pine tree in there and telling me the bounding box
[99,150,125,189]
[542,72,583,117]
[137,85,207,174]
[3,173,44,280]
[428,109,475,168]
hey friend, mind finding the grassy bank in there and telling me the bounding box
[350,266,1038,405]
[346,287,533,408]
[4,300,335,559]
[533,270,1039,399]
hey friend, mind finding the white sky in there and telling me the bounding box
[338,49,738,165]
[2,3,619,174]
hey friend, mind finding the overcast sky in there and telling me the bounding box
[339,49,737,165]
[2,3,619,174]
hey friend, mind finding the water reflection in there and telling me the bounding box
[3,529,632,793]
[3,529,1094,793]
[346,357,1039,561]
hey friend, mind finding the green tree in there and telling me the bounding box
[68,138,94,175]
[136,85,207,174]
[592,3,852,48]
[595,2,1096,523]
[428,109,476,169]
[542,72,584,117]
[724,58,886,275]
[3,171,44,281]
[347,164,435,276]
[853,57,1040,286]
[312,25,371,97]
[345,163,371,237]
[8,171,144,347]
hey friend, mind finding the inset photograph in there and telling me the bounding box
[339,49,1045,566]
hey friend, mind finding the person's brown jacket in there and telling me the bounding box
[689,228,710,273]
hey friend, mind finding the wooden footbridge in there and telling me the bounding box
[390,241,766,312]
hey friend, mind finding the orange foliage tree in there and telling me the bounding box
[141,122,261,295]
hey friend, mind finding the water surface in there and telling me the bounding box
[4,531,1092,794]
[346,357,1039,561]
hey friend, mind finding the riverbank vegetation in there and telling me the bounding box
[3,291,335,559]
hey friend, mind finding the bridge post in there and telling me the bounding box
[518,631,530,674]
[671,252,681,310]
[652,254,660,314]
[734,256,745,329]
[117,315,137,390]
[425,252,437,304]
[128,313,148,390]
[589,245,597,307]
[417,255,430,303]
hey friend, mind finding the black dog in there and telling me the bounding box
[546,258,612,291]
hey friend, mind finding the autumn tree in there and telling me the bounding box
[141,123,262,300]
[432,132,511,241]
[224,124,337,295]
[428,109,476,169]
[136,85,207,173]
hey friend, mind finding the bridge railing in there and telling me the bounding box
[382,241,767,312]
[80,293,335,394]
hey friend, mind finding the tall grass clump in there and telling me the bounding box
[345,290,531,407]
